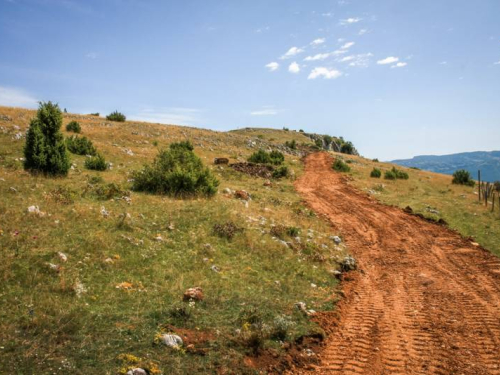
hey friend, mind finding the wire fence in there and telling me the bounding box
[477,171,500,216]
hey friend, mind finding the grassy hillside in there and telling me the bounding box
[230,127,313,146]
[333,153,500,256]
[0,107,347,374]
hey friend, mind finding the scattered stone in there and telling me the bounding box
[47,263,61,273]
[310,283,317,288]
[154,234,163,242]
[331,236,342,245]
[27,205,45,217]
[183,287,204,302]
[211,265,221,273]
[123,148,134,156]
[295,302,307,312]
[115,282,133,290]
[100,206,109,217]
[9,187,18,193]
[222,188,233,195]
[234,190,250,200]
[340,255,357,272]
[214,157,229,165]
[104,258,114,264]
[160,334,183,348]
[303,348,315,357]
[126,368,147,375]
[58,252,68,262]
[263,180,272,187]
[12,132,23,140]
[0,114,12,121]
[73,278,87,298]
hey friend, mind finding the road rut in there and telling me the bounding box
[294,152,500,375]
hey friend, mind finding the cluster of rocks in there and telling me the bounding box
[229,162,274,178]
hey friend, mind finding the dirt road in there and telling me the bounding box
[294,153,500,375]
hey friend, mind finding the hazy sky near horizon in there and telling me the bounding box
[1,0,500,160]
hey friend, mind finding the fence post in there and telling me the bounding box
[478,170,481,201]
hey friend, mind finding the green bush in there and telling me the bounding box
[272,166,289,179]
[106,111,126,122]
[248,150,284,165]
[269,150,284,165]
[384,167,409,180]
[66,135,97,156]
[66,121,81,133]
[90,113,100,117]
[370,168,382,178]
[323,135,333,145]
[285,140,297,149]
[340,141,355,155]
[169,140,194,151]
[315,139,323,148]
[332,159,351,172]
[84,153,108,171]
[452,169,475,187]
[372,158,379,162]
[384,170,396,180]
[132,142,219,197]
[24,102,71,176]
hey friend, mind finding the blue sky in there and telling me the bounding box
[1,0,499,160]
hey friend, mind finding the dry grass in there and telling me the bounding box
[0,107,346,374]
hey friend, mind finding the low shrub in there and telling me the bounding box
[84,182,128,200]
[340,141,355,155]
[452,169,475,187]
[213,222,241,239]
[384,170,396,180]
[372,158,379,162]
[385,167,409,180]
[286,226,300,237]
[90,113,100,117]
[272,166,289,179]
[270,224,286,238]
[248,150,284,165]
[315,139,323,148]
[132,142,219,197]
[66,135,97,156]
[66,121,81,133]
[370,168,382,178]
[285,140,297,149]
[332,159,351,172]
[106,111,126,122]
[84,153,108,171]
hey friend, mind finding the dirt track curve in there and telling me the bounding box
[294,152,500,375]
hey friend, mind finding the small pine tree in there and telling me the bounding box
[24,102,70,176]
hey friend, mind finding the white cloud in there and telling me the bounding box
[255,26,270,33]
[308,67,343,80]
[304,53,332,61]
[288,62,300,73]
[358,29,368,36]
[280,46,304,59]
[251,107,279,116]
[391,62,407,68]
[340,17,361,25]
[129,108,201,126]
[0,86,38,108]
[439,61,448,65]
[340,41,355,49]
[265,62,279,72]
[494,61,500,65]
[377,56,399,65]
[339,56,355,62]
[322,12,333,17]
[304,49,347,62]
[346,53,373,67]
[311,38,326,45]
[85,52,98,59]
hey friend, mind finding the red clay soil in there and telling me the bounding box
[293,152,500,375]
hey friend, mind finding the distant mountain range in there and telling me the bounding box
[392,151,500,182]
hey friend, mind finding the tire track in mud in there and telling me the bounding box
[293,152,500,375]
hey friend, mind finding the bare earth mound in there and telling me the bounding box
[294,152,500,375]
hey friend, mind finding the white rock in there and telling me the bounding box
[58,252,68,262]
[161,334,183,348]
[126,369,147,375]
[331,236,342,244]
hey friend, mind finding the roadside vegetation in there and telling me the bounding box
[0,106,348,374]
